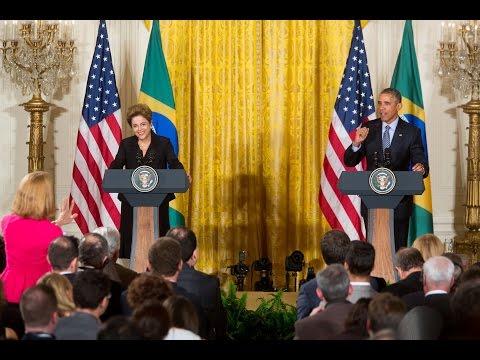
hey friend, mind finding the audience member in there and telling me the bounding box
[79,232,124,321]
[367,293,406,340]
[381,247,424,297]
[458,265,480,285]
[54,270,111,340]
[97,315,146,340]
[132,299,171,340]
[397,305,444,340]
[147,237,207,337]
[47,235,80,285]
[449,279,480,339]
[167,226,227,339]
[92,226,138,288]
[20,284,58,340]
[344,241,377,303]
[442,252,464,293]
[294,264,353,340]
[401,256,455,337]
[412,234,444,261]
[126,273,174,313]
[37,272,75,317]
[329,297,371,340]
[297,230,386,320]
[402,256,454,311]
[1,172,77,303]
[163,295,202,340]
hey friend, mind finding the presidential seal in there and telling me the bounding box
[131,166,158,193]
[369,167,396,195]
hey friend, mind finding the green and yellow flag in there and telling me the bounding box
[391,20,433,246]
[138,20,185,227]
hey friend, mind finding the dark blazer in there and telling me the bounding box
[381,271,423,298]
[344,118,429,249]
[170,281,208,339]
[344,118,429,176]
[177,264,227,340]
[109,133,185,258]
[114,263,138,288]
[109,132,184,203]
[402,291,453,330]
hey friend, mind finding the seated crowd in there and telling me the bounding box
[1,226,480,340]
[0,225,227,340]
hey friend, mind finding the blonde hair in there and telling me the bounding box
[37,272,75,317]
[412,234,444,261]
[11,171,56,219]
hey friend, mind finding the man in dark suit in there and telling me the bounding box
[167,226,227,340]
[344,87,429,251]
[382,247,424,298]
[92,226,138,289]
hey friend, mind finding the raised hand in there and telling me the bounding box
[353,127,369,147]
[53,197,78,227]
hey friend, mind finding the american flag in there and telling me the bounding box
[319,20,376,240]
[70,20,122,234]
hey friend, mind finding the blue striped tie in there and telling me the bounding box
[383,125,391,151]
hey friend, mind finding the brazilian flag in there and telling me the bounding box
[391,20,433,246]
[138,20,185,227]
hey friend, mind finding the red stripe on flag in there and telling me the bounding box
[323,160,360,220]
[106,113,122,144]
[90,123,114,167]
[71,201,89,235]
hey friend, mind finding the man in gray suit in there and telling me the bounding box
[294,264,353,340]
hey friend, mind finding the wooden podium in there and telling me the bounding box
[102,168,189,272]
[338,170,424,283]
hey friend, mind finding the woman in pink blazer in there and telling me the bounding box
[0,171,77,303]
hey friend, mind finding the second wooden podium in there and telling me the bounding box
[338,170,424,283]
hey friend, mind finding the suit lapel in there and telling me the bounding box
[390,118,406,157]
[371,120,383,157]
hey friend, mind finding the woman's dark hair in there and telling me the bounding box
[126,103,152,127]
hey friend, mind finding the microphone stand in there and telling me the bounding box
[384,148,391,169]
[374,151,380,168]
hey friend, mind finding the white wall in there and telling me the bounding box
[0,20,466,242]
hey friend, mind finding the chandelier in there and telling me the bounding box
[438,21,480,261]
[1,20,76,96]
[438,21,480,100]
[0,20,76,173]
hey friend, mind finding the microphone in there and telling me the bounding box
[373,151,380,168]
[384,147,391,169]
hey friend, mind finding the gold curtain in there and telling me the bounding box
[160,20,355,289]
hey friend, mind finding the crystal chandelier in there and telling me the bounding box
[438,21,480,100]
[0,20,76,173]
[1,20,76,96]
